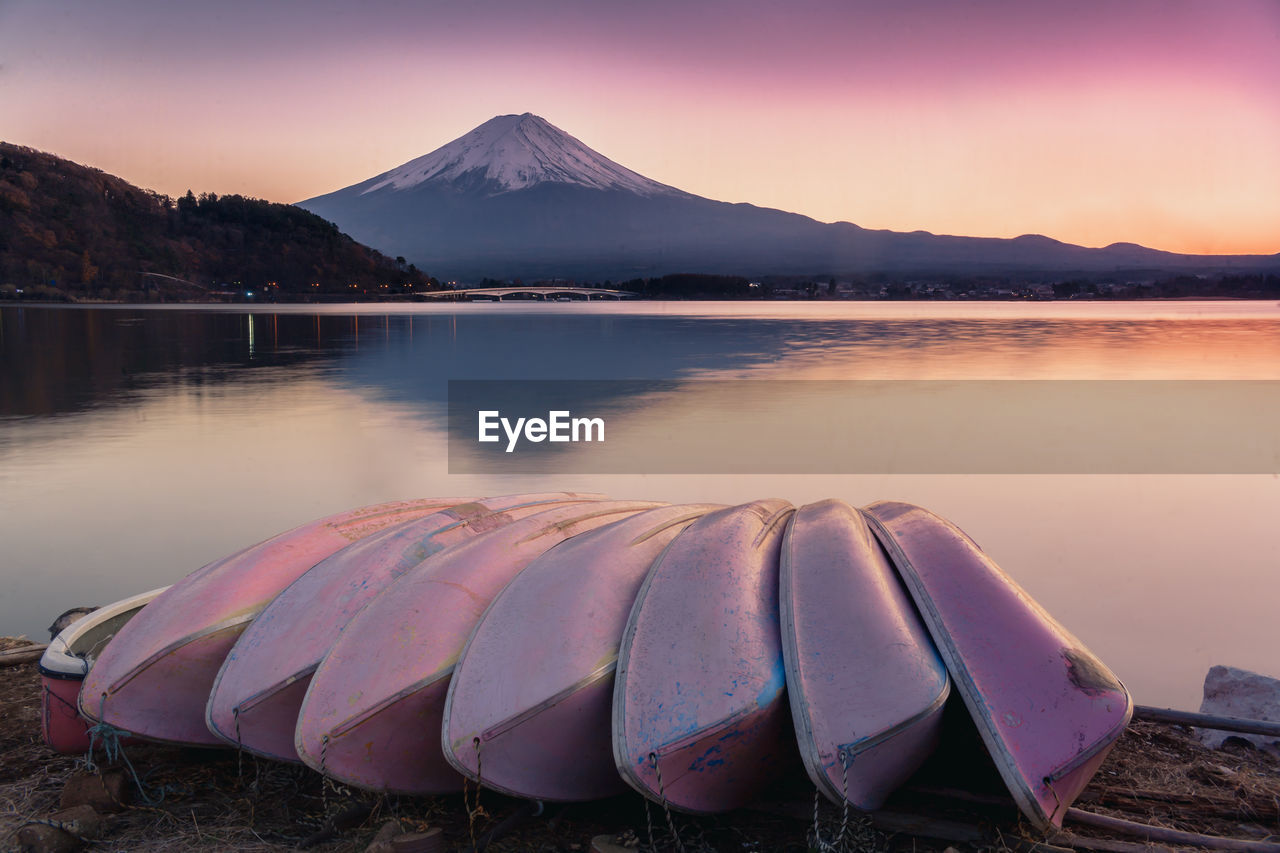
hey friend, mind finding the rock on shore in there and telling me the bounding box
[1199,665,1280,754]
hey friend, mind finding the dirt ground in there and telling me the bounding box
[2,639,1278,852]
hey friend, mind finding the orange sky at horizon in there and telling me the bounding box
[2,0,1277,256]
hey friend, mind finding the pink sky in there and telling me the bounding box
[2,0,1277,255]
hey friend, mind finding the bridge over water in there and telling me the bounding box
[419,286,634,301]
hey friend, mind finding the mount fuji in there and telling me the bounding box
[298,113,1278,281]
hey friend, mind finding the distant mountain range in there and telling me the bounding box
[298,113,1280,281]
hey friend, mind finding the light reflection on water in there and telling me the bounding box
[2,301,1279,709]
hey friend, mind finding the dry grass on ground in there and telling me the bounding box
[1080,718,1280,839]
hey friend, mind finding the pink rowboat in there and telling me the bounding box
[80,497,472,746]
[442,503,722,801]
[295,500,664,794]
[612,500,795,814]
[780,500,949,809]
[40,586,169,754]
[862,500,1133,830]
[206,493,604,761]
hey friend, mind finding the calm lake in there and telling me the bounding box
[3,301,1278,710]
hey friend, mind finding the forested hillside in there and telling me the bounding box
[0,143,437,300]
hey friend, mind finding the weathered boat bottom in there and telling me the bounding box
[623,704,794,815]
[300,676,462,794]
[86,624,249,747]
[449,671,626,801]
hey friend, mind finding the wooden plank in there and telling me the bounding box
[1050,829,1181,853]
[1066,807,1280,852]
[0,643,48,667]
[1133,705,1280,738]
[1089,789,1261,824]
[1089,786,1233,808]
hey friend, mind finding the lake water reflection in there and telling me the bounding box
[2,301,1278,709]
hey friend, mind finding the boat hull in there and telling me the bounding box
[862,500,1133,829]
[442,504,721,801]
[80,497,471,746]
[612,499,795,814]
[780,500,949,809]
[295,500,664,794]
[40,586,169,754]
[206,493,603,761]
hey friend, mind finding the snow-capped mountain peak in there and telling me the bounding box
[360,113,680,197]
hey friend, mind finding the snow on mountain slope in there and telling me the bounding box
[359,113,683,197]
[298,113,1280,280]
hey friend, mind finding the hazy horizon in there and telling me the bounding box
[2,0,1278,256]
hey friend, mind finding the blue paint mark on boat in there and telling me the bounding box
[756,658,785,707]
[690,744,725,772]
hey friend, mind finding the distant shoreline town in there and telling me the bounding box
[4,270,1279,305]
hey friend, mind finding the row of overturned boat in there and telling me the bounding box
[40,492,1133,831]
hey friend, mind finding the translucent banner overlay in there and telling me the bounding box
[447,380,1280,474]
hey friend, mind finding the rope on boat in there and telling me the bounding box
[233,706,243,782]
[464,735,487,850]
[315,734,352,819]
[230,705,262,793]
[809,751,853,853]
[85,692,165,806]
[836,749,851,847]
[810,786,822,849]
[649,752,686,853]
[1044,774,1063,826]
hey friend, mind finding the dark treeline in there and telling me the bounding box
[614,274,758,298]
[1049,274,1280,300]
[0,143,438,300]
[750,271,1280,300]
